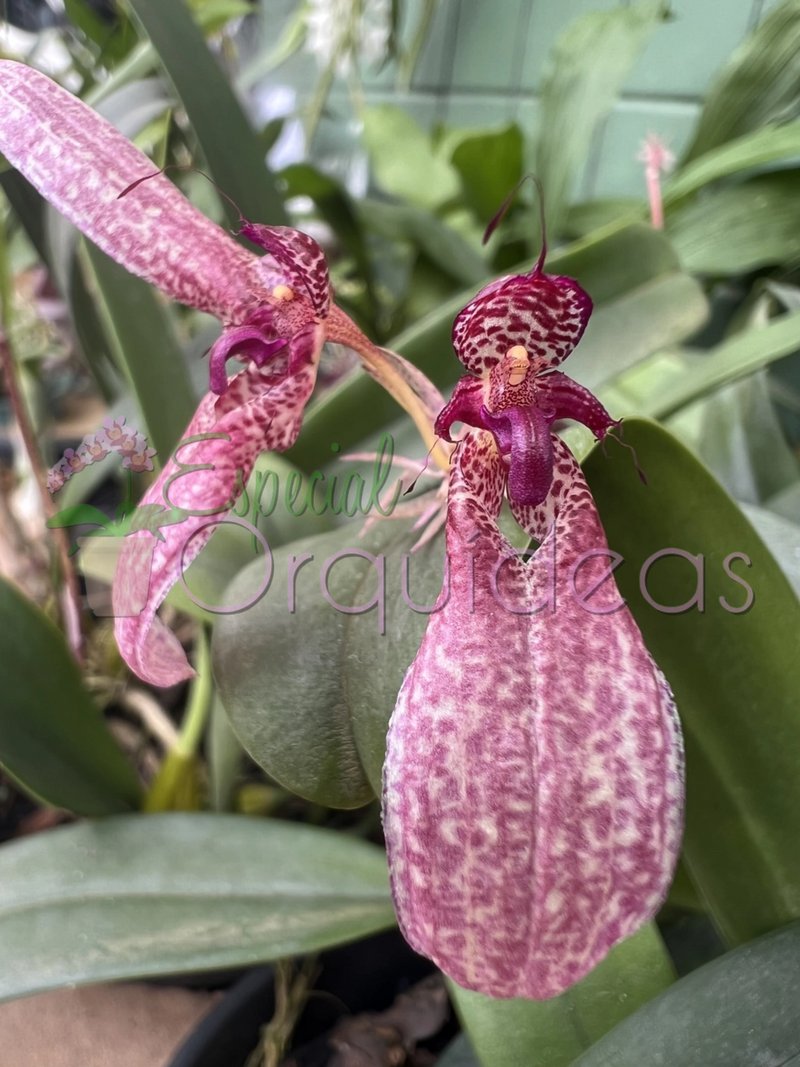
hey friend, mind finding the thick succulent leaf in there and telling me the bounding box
[584,419,800,945]
[289,222,686,470]
[0,576,141,815]
[0,814,394,1002]
[383,434,682,998]
[573,921,800,1067]
[667,171,800,274]
[535,1,670,236]
[213,522,418,809]
[665,120,800,206]
[0,61,263,321]
[450,923,674,1067]
[684,0,800,162]
[450,125,524,225]
[126,0,287,229]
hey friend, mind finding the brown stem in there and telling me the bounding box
[0,339,84,661]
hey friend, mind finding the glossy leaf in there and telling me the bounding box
[213,523,412,809]
[684,0,800,162]
[573,921,800,1066]
[665,121,800,206]
[584,419,800,945]
[126,0,287,229]
[0,576,140,815]
[668,172,800,274]
[535,0,669,235]
[450,924,674,1067]
[451,125,524,224]
[80,240,197,461]
[289,221,686,469]
[0,814,395,1002]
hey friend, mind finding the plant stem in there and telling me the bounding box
[174,626,213,759]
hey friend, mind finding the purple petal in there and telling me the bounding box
[113,322,324,686]
[0,61,264,321]
[240,223,331,317]
[434,377,490,442]
[383,432,683,999]
[452,270,592,376]
[481,404,555,508]
[535,371,620,440]
[208,326,288,394]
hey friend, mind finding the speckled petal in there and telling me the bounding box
[0,61,263,321]
[383,432,683,999]
[452,270,592,376]
[240,223,331,317]
[113,322,323,687]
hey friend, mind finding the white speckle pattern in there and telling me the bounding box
[383,432,684,1000]
[0,61,268,321]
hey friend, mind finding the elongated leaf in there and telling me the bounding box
[451,125,524,225]
[584,420,800,945]
[208,693,243,812]
[644,309,800,421]
[574,921,800,1066]
[535,1,669,236]
[666,121,800,205]
[126,0,286,228]
[0,814,394,1002]
[668,171,800,274]
[685,0,800,162]
[0,577,140,815]
[362,105,461,211]
[450,924,674,1067]
[289,221,686,469]
[740,503,800,598]
[80,240,197,460]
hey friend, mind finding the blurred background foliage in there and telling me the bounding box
[3,1,800,1065]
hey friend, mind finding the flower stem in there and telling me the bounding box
[0,230,84,660]
[174,626,213,760]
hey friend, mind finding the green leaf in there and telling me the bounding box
[684,0,800,162]
[584,420,800,945]
[358,198,488,287]
[450,924,674,1067]
[573,921,800,1066]
[126,0,287,229]
[188,0,255,36]
[437,1034,479,1067]
[665,121,800,206]
[0,813,395,1002]
[80,239,197,460]
[667,171,800,274]
[288,221,691,470]
[564,198,647,240]
[362,105,461,211]
[451,125,524,225]
[643,309,800,421]
[213,522,411,809]
[535,1,670,236]
[0,577,140,815]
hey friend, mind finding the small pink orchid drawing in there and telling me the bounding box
[382,241,685,999]
[0,60,444,687]
[46,417,147,490]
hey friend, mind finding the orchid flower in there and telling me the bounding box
[383,253,685,999]
[0,61,446,686]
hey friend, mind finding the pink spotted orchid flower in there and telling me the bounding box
[383,253,685,999]
[0,61,444,686]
